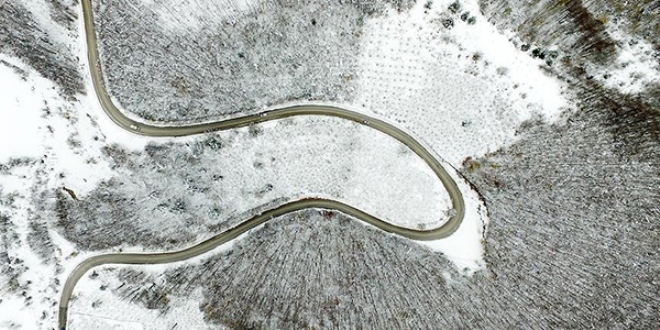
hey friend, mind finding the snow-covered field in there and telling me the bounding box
[69,268,213,330]
[142,0,260,32]
[593,29,660,94]
[354,0,569,163]
[0,0,607,329]
[0,54,486,326]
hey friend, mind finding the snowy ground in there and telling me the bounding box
[0,0,614,329]
[0,51,467,330]
[0,4,485,329]
[354,0,570,164]
[68,266,214,330]
[141,0,260,33]
[60,112,460,243]
[593,28,660,95]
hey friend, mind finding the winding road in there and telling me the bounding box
[58,0,466,329]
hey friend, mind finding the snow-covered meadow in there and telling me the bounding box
[93,0,571,165]
[0,51,485,328]
[0,1,497,327]
[4,0,658,329]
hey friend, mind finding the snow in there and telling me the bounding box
[20,0,74,44]
[72,19,154,153]
[140,0,259,32]
[420,172,488,274]
[0,54,114,198]
[0,296,39,329]
[0,0,584,328]
[354,0,570,165]
[0,175,60,329]
[258,102,489,269]
[595,28,660,94]
[69,314,144,330]
[72,111,457,254]
[69,276,214,330]
[0,49,483,328]
[0,151,37,193]
[207,114,455,231]
[0,55,49,163]
[444,1,568,122]
[69,258,236,330]
[0,3,161,326]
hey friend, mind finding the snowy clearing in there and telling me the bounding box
[595,28,660,94]
[0,55,50,163]
[355,0,570,165]
[142,0,259,32]
[0,0,604,329]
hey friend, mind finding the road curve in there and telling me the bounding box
[58,0,466,329]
